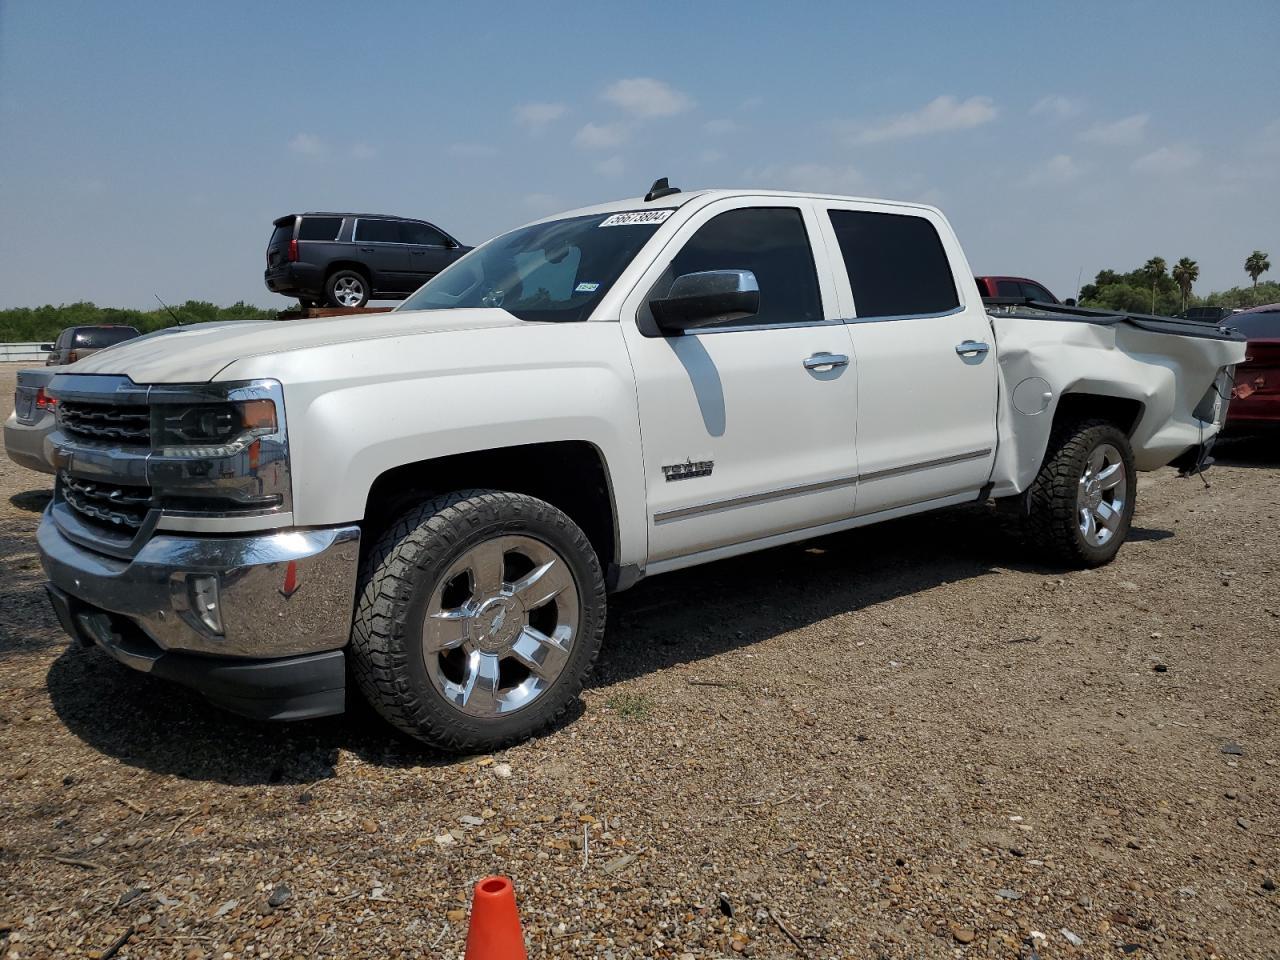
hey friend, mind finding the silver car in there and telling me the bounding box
[4,367,57,474]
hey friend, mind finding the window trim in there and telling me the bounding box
[842,304,965,325]
[295,215,345,243]
[636,202,832,338]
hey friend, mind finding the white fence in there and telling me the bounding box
[0,342,50,363]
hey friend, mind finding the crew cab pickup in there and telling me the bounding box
[37,184,1246,752]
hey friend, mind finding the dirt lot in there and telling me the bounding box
[0,361,1277,960]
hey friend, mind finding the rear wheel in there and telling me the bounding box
[325,270,369,308]
[1025,420,1136,568]
[349,490,607,752]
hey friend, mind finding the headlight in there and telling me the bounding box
[145,381,292,519]
[154,399,278,457]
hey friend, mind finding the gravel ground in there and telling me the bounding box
[1,360,1277,959]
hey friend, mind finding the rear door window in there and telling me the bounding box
[297,216,343,241]
[400,221,448,245]
[354,219,401,243]
[827,210,960,319]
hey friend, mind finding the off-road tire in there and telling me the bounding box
[325,269,369,308]
[349,490,607,752]
[1025,419,1136,568]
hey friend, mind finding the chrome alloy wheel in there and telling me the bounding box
[422,535,580,718]
[333,276,365,306]
[1078,443,1128,547]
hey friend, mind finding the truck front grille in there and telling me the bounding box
[59,471,152,531]
[59,401,151,446]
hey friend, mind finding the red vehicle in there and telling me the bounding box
[974,275,1060,303]
[1225,303,1280,431]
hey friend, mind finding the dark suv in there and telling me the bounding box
[264,212,470,308]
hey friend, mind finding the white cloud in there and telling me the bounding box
[449,142,499,158]
[1079,113,1149,146]
[704,118,738,136]
[1031,95,1083,119]
[601,77,693,118]
[1025,153,1084,185]
[350,142,378,160]
[1131,144,1201,175]
[514,101,567,130]
[595,155,625,178]
[288,132,326,157]
[843,95,998,144]
[574,121,629,150]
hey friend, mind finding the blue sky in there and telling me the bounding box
[1,0,1277,308]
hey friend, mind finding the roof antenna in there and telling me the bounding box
[154,293,184,326]
[644,177,681,202]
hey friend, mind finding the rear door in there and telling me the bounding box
[818,204,998,517]
[266,217,296,274]
[400,220,456,287]
[352,218,412,291]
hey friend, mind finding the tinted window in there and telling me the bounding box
[828,210,959,318]
[659,207,822,327]
[74,327,139,348]
[1231,310,1280,339]
[298,216,343,241]
[400,221,448,245]
[355,219,401,243]
[996,280,1022,299]
[269,222,294,247]
[1021,282,1054,302]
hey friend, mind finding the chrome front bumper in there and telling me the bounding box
[38,511,361,659]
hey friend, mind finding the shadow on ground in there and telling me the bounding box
[1214,433,1280,468]
[10,489,53,513]
[43,504,1173,786]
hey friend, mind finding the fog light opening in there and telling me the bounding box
[188,574,224,635]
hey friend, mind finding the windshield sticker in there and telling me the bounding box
[574,282,601,293]
[599,210,675,227]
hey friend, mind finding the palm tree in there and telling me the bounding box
[1143,256,1167,313]
[1172,257,1199,310]
[1245,250,1271,287]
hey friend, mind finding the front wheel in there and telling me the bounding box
[1024,420,1136,568]
[349,490,607,752]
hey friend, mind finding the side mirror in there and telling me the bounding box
[649,270,760,333]
[40,344,54,351]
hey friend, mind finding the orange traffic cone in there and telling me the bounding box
[463,876,527,960]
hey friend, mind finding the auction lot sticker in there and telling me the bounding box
[599,210,675,227]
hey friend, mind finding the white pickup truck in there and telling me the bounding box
[38,183,1244,751]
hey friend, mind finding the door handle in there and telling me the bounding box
[955,341,990,357]
[803,352,849,371]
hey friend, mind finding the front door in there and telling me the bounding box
[619,199,860,566]
[817,203,998,516]
[400,220,456,287]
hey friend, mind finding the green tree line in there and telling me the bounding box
[0,301,278,343]
[1080,249,1274,315]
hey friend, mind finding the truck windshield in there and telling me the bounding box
[398,212,665,322]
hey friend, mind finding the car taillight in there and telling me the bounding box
[35,388,55,409]
[66,350,78,363]
[287,239,299,262]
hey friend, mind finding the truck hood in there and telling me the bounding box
[64,309,526,383]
